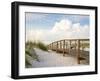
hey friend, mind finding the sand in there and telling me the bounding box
[31,48,78,68]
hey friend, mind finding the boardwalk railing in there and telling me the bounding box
[48,39,89,64]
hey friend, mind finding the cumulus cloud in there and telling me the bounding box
[26,19,89,44]
[52,19,72,32]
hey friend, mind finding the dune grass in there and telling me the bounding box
[81,42,89,48]
[25,41,39,68]
[26,41,48,51]
[36,42,48,51]
[25,41,48,68]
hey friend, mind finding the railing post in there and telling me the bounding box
[77,40,80,64]
[59,40,61,53]
[49,44,50,50]
[69,40,71,54]
[63,40,65,56]
[50,44,51,50]
[75,40,77,50]
[52,43,53,50]
[48,44,50,49]
[65,41,68,54]
[56,42,58,52]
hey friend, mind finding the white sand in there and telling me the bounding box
[31,48,78,68]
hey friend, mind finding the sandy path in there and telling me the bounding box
[31,48,78,68]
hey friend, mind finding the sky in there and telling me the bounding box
[25,12,90,45]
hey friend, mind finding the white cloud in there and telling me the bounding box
[52,19,72,32]
[26,19,89,44]
[26,29,44,42]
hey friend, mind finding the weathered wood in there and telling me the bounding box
[63,40,65,56]
[48,39,89,64]
[65,41,68,53]
[77,40,80,64]
[56,42,58,52]
[52,43,53,50]
[69,40,71,54]
[60,42,61,51]
[75,40,77,50]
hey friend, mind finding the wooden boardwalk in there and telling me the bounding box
[48,39,89,64]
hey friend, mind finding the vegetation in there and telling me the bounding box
[25,41,39,68]
[81,42,89,48]
[80,42,90,51]
[25,41,48,68]
[26,41,48,51]
[36,42,48,51]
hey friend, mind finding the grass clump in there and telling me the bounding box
[25,41,48,68]
[25,41,39,68]
[26,41,48,51]
[36,42,48,51]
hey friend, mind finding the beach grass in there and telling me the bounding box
[25,41,48,68]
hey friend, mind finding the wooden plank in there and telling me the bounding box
[48,39,89,59]
[55,39,89,42]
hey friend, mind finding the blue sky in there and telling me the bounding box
[25,12,89,30]
[25,12,90,44]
